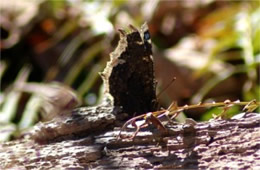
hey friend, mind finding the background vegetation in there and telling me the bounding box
[1,0,259,141]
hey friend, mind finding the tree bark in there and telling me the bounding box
[0,112,259,169]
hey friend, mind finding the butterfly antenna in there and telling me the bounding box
[156,77,176,100]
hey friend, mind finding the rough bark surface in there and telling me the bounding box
[0,113,259,169]
[0,24,259,169]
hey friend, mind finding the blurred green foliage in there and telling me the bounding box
[201,105,240,121]
[193,3,260,102]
